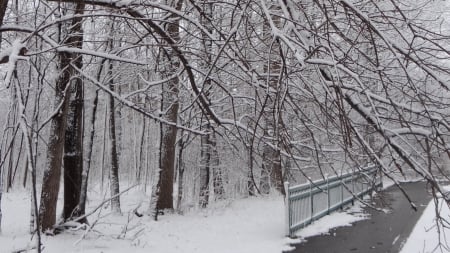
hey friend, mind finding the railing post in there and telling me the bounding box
[310,180,313,223]
[340,178,344,208]
[284,182,291,237]
[326,176,330,214]
[351,172,355,205]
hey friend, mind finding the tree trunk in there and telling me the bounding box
[156,80,179,211]
[247,144,257,196]
[39,2,84,232]
[0,149,2,233]
[136,115,146,183]
[199,127,211,208]
[38,47,71,233]
[176,135,185,211]
[0,0,8,26]
[108,65,121,214]
[37,79,69,232]
[0,0,8,46]
[63,2,85,221]
[210,132,224,199]
[100,103,108,193]
[6,108,17,191]
[151,0,183,218]
[78,88,99,221]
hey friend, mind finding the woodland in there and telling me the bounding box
[1,0,450,252]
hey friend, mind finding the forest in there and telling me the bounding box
[1,0,450,252]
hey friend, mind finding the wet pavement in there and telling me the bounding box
[286,182,432,253]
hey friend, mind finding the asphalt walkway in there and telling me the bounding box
[286,182,432,253]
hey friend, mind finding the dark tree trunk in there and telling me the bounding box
[247,144,257,196]
[109,89,121,214]
[156,83,179,211]
[152,0,183,218]
[38,61,70,232]
[0,149,2,233]
[199,128,211,208]
[39,2,84,232]
[0,0,8,46]
[108,44,121,214]
[176,135,185,211]
[63,2,85,221]
[136,115,146,182]
[0,0,8,26]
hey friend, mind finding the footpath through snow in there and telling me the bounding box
[287,182,434,253]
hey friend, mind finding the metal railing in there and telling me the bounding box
[285,166,382,237]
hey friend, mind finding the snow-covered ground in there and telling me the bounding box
[0,188,370,253]
[400,190,450,253]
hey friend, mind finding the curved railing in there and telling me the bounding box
[285,165,383,237]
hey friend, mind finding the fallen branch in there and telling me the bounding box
[57,184,138,228]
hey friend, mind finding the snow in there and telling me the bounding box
[400,189,450,253]
[0,187,376,253]
[0,190,290,253]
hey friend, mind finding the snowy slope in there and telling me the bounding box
[0,188,371,253]
[0,190,292,253]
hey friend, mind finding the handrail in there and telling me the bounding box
[285,165,382,237]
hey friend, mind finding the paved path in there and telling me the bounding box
[286,182,432,253]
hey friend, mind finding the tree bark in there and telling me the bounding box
[156,77,179,211]
[210,132,224,199]
[0,0,8,47]
[0,149,2,233]
[63,2,85,221]
[78,87,99,220]
[107,31,121,213]
[0,0,8,27]
[39,2,85,232]
[152,0,183,218]
[199,127,211,208]
[38,47,71,233]
[176,134,185,211]
[136,115,146,183]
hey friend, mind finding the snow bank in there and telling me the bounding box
[400,192,450,253]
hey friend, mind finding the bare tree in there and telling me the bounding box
[151,0,184,218]
[107,23,121,214]
[62,2,85,222]
[198,0,214,208]
[38,3,79,232]
[260,1,284,195]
